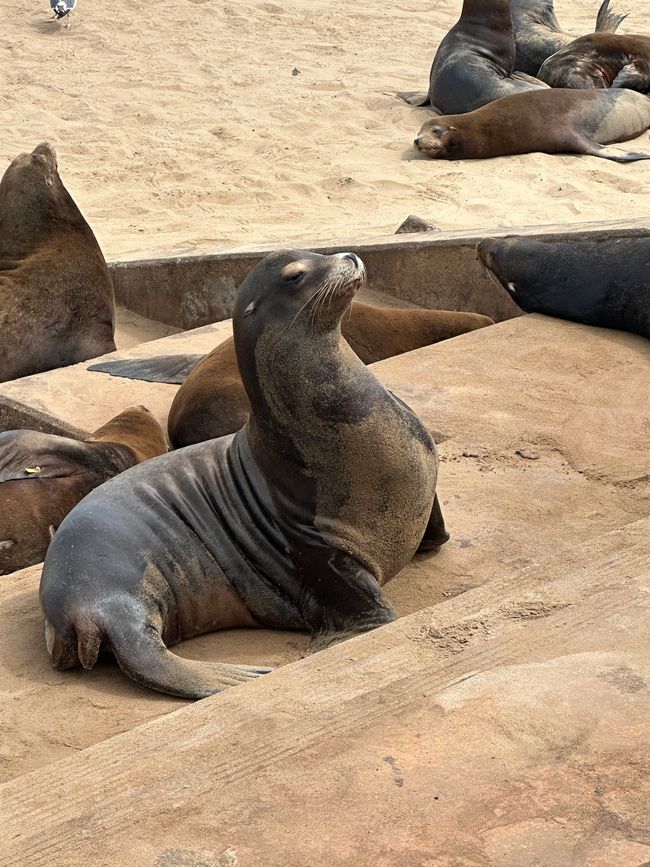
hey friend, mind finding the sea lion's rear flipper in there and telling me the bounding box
[88,354,205,384]
[582,141,650,163]
[595,0,628,33]
[395,91,432,107]
[417,493,450,552]
[107,618,272,699]
[46,612,271,699]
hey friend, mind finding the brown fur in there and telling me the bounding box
[0,143,116,383]
[415,88,650,162]
[168,302,493,447]
[0,406,167,575]
[538,33,650,90]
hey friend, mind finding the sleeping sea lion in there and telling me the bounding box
[40,250,448,700]
[400,0,548,113]
[538,33,650,91]
[0,142,116,383]
[0,406,167,575]
[89,302,494,447]
[477,230,650,339]
[414,89,650,162]
[511,0,627,76]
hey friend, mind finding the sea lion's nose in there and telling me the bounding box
[340,252,360,267]
[414,137,421,147]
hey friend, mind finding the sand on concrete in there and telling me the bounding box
[3,0,650,261]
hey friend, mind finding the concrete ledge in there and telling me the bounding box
[1,516,649,866]
[107,218,649,330]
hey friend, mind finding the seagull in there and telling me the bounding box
[49,0,77,27]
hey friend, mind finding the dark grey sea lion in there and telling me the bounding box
[400,0,548,113]
[511,0,627,76]
[40,250,448,700]
[478,230,650,339]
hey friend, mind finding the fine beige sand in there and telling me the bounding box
[5,0,649,261]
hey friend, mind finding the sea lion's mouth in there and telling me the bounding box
[413,138,446,159]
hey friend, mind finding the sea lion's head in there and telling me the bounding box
[413,120,460,160]
[234,249,366,342]
[0,143,85,253]
[233,249,367,427]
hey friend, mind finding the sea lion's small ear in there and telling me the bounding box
[244,302,257,317]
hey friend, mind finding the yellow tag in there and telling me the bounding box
[24,466,42,474]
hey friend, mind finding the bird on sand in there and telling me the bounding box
[49,0,77,27]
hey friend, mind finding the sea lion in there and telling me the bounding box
[414,89,650,162]
[0,406,167,576]
[40,250,449,700]
[538,33,650,91]
[511,0,626,76]
[401,0,548,113]
[90,302,494,447]
[0,143,116,383]
[477,230,650,339]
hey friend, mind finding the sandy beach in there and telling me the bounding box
[4,0,649,261]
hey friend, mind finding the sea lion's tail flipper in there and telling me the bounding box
[109,617,272,699]
[394,91,432,107]
[595,0,628,33]
[88,354,205,384]
[417,493,450,553]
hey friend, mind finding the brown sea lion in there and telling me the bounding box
[414,89,650,162]
[0,406,167,576]
[511,0,627,76]
[40,250,448,700]
[89,302,494,447]
[0,142,116,383]
[400,0,548,113]
[538,33,650,91]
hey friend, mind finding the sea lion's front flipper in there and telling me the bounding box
[301,551,397,654]
[417,493,450,552]
[395,91,431,107]
[88,354,205,384]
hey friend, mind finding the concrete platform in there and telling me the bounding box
[0,314,648,794]
[1,516,649,866]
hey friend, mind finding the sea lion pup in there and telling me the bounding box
[538,33,650,91]
[0,406,167,576]
[40,251,448,700]
[478,232,650,339]
[90,302,494,447]
[414,89,650,162]
[0,143,116,383]
[511,0,627,76]
[401,0,548,113]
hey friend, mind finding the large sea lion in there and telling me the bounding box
[538,33,650,91]
[0,143,116,383]
[414,89,650,162]
[0,406,167,576]
[511,0,626,76]
[40,250,449,700]
[401,0,548,113]
[89,302,494,447]
[477,230,650,339]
